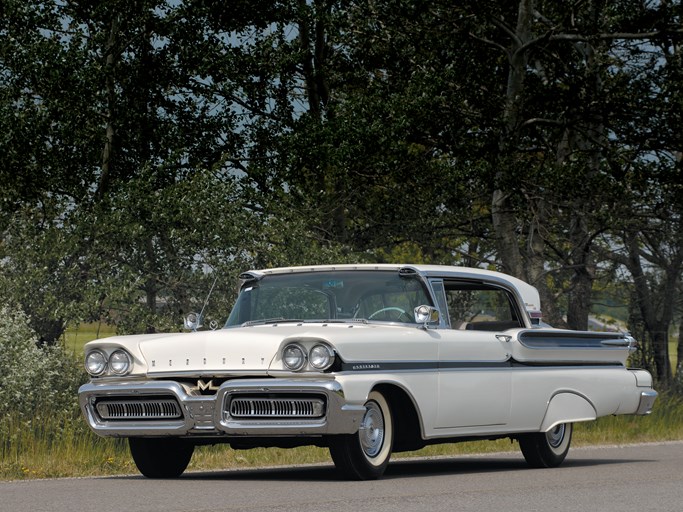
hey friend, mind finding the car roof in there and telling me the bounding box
[243,264,542,315]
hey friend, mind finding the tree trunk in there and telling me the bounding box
[558,11,605,332]
[566,268,593,331]
[34,317,66,346]
[144,237,157,334]
[652,329,672,387]
[491,189,524,278]
[677,319,683,382]
[298,0,330,119]
[566,221,596,331]
[624,232,675,386]
[524,209,567,328]
[491,0,533,279]
[96,13,119,202]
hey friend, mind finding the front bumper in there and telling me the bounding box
[78,378,366,438]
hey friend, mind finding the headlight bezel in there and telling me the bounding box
[84,348,134,377]
[281,341,336,372]
[108,349,132,375]
[309,343,335,370]
[85,349,108,376]
[282,343,307,371]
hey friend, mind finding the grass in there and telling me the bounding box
[2,393,682,481]
[0,416,135,480]
[62,322,116,355]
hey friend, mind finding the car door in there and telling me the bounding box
[433,280,519,429]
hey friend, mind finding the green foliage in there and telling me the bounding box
[0,305,84,432]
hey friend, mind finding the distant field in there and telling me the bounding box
[62,322,116,355]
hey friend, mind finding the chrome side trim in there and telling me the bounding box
[600,340,630,347]
[517,330,630,350]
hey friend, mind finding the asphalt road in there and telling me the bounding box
[2,442,682,512]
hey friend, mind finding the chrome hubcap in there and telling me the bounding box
[547,424,566,448]
[359,401,384,458]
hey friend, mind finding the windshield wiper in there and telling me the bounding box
[304,318,369,324]
[241,317,287,327]
[241,318,369,327]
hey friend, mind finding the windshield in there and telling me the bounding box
[225,270,433,327]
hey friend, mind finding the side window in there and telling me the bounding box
[356,279,431,322]
[444,282,523,331]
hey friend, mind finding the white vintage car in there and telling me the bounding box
[79,264,657,479]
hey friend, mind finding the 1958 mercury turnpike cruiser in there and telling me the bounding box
[79,264,658,479]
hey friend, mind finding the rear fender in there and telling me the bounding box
[540,392,596,431]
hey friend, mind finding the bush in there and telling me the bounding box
[0,305,85,423]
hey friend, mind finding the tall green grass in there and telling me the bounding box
[0,414,134,480]
[2,393,681,480]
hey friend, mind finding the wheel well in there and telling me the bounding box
[373,383,424,452]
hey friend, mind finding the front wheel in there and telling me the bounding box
[519,422,573,468]
[329,390,394,480]
[129,437,194,478]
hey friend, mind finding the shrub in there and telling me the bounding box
[0,305,85,424]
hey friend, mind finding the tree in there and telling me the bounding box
[0,1,354,339]
[454,0,683,336]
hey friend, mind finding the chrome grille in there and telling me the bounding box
[96,398,182,420]
[229,397,325,419]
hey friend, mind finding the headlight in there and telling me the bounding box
[85,350,108,376]
[309,343,335,370]
[282,343,306,371]
[108,349,132,375]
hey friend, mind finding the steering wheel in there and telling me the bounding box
[368,306,409,322]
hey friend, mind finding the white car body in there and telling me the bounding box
[79,264,657,479]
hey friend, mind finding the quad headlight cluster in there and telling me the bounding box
[282,342,335,372]
[85,349,133,376]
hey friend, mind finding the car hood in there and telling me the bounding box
[138,328,286,375]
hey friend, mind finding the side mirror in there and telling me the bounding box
[414,305,440,328]
[184,312,202,331]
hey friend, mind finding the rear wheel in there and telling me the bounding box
[129,437,194,478]
[519,422,573,468]
[329,390,394,480]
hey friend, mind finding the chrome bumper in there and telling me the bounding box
[78,378,366,438]
[635,389,658,415]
